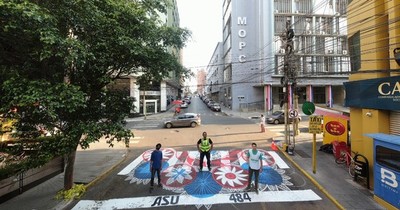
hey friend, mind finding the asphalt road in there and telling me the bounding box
[67,98,337,210]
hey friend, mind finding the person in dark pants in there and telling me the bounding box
[197,131,213,172]
[246,142,263,194]
[150,143,163,192]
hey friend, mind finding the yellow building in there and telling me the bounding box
[345,0,400,209]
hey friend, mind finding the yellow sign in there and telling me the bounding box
[323,116,348,144]
[309,115,323,134]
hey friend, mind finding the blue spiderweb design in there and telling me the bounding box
[184,172,222,198]
[134,161,169,179]
[241,162,249,170]
[259,166,283,185]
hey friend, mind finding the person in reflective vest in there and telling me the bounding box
[245,142,263,194]
[197,131,213,172]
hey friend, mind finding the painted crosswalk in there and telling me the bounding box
[72,190,320,210]
[72,149,321,209]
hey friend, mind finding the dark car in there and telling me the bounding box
[210,103,221,112]
[266,110,301,124]
[164,113,201,128]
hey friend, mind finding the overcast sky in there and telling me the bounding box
[176,0,223,72]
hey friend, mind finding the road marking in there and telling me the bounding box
[72,190,321,209]
[109,149,320,210]
[118,150,288,176]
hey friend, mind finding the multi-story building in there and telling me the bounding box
[216,0,350,112]
[109,0,183,115]
[206,43,224,103]
[196,69,207,96]
[344,1,400,207]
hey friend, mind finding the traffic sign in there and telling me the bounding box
[289,109,298,118]
[302,101,315,115]
[309,115,323,134]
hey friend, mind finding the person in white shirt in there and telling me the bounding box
[245,142,263,194]
[260,114,266,132]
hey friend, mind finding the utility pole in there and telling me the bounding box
[283,18,296,151]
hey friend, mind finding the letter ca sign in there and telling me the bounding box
[378,82,400,96]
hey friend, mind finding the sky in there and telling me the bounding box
[176,0,223,91]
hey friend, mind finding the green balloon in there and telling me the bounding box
[302,101,315,115]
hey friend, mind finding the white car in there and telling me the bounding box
[180,102,188,108]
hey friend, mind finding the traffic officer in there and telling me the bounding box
[197,131,213,172]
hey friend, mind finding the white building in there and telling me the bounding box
[209,0,350,112]
[110,0,183,116]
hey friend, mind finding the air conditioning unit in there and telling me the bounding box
[342,50,348,55]
[274,10,279,13]
[295,10,300,14]
[327,50,334,54]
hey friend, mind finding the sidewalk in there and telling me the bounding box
[0,138,128,210]
[221,106,384,210]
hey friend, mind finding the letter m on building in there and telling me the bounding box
[238,17,247,25]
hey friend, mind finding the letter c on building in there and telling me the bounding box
[239,55,246,63]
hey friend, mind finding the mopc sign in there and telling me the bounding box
[344,76,400,110]
[237,17,247,63]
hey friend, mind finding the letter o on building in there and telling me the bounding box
[238,29,247,38]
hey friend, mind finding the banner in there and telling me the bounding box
[344,76,400,111]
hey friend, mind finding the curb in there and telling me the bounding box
[85,148,128,189]
[274,141,345,210]
[55,147,129,210]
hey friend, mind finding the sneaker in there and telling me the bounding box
[255,189,259,194]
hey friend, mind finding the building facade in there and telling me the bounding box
[214,0,350,112]
[345,0,400,208]
[206,42,224,104]
[110,0,183,115]
[196,69,206,96]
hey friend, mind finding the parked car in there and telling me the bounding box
[164,113,201,128]
[207,100,215,108]
[266,110,301,124]
[180,102,188,108]
[210,103,221,112]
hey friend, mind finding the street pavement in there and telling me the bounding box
[0,102,385,210]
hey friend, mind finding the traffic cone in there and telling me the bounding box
[271,141,278,151]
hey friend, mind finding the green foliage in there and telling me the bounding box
[0,136,63,179]
[55,184,86,200]
[0,0,190,189]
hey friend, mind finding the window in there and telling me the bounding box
[348,31,361,72]
[376,145,400,173]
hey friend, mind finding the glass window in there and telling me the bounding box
[348,31,361,72]
[376,145,400,173]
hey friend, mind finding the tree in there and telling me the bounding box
[0,0,190,190]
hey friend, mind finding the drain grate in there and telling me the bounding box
[295,149,311,158]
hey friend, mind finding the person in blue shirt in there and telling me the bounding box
[150,143,163,192]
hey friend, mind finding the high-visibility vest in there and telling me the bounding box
[200,138,211,152]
